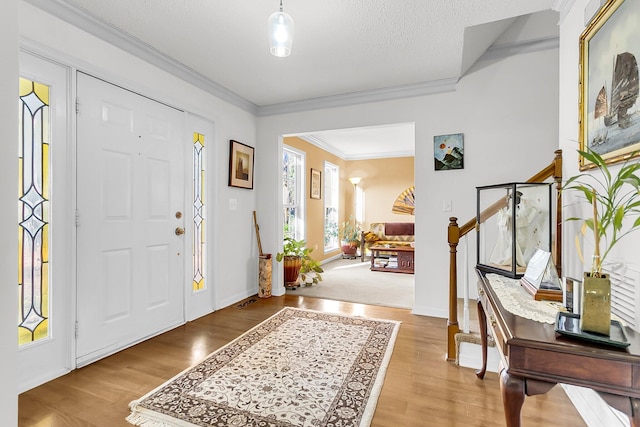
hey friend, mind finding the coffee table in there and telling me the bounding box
[369,245,414,274]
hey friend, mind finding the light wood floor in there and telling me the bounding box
[19,295,586,427]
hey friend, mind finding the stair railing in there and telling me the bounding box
[446,149,563,361]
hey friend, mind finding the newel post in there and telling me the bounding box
[447,217,461,361]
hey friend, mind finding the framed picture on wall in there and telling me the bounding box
[434,133,464,170]
[310,168,321,199]
[579,0,640,170]
[228,140,254,189]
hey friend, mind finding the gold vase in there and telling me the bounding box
[283,255,302,288]
[580,272,611,336]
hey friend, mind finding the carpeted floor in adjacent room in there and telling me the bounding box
[289,258,414,309]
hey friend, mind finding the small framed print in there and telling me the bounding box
[310,168,321,199]
[228,140,254,189]
[434,133,464,170]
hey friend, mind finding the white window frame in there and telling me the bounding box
[324,161,339,253]
[282,146,305,241]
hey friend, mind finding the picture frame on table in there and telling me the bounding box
[579,0,640,170]
[310,168,321,199]
[228,140,254,189]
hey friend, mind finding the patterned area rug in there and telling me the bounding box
[127,307,400,427]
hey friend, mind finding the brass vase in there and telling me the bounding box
[580,272,611,336]
[283,255,302,289]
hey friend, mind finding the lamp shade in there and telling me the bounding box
[268,9,294,57]
[348,177,362,186]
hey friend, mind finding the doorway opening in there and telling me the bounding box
[281,123,415,308]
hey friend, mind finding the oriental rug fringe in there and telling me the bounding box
[127,307,400,427]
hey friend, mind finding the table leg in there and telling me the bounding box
[500,369,525,427]
[632,398,640,427]
[475,299,488,379]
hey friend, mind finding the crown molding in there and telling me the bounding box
[300,135,348,159]
[553,0,577,25]
[25,0,259,115]
[26,0,558,119]
[480,36,560,62]
[299,135,414,161]
[257,79,458,117]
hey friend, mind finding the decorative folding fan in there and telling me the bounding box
[392,186,415,215]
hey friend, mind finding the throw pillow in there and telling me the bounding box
[364,231,379,243]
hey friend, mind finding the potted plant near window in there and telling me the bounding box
[276,237,323,289]
[339,216,362,259]
[564,148,640,334]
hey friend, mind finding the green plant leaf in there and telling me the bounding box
[566,148,640,270]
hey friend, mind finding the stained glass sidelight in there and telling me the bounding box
[193,133,206,291]
[18,78,51,345]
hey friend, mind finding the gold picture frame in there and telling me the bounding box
[310,168,321,200]
[579,0,640,170]
[228,140,254,189]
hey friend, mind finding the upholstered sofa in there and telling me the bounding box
[360,222,415,261]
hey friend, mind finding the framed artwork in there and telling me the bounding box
[434,133,464,170]
[228,140,254,189]
[310,168,321,199]
[579,0,640,170]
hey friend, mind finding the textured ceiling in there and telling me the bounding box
[39,0,558,158]
[61,0,557,107]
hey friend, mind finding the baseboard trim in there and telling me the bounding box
[562,384,629,427]
[18,367,71,394]
[456,339,500,373]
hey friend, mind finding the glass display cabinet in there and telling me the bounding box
[476,182,553,278]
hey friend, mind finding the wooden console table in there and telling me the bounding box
[476,270,640,427]
[369,245,414,274]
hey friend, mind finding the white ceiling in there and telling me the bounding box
[34,0,559,158]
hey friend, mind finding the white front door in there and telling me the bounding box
[76,73,185,365]
[17,52,72,392]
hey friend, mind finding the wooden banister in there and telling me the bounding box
[446,149,563,362]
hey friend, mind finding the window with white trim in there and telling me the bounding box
[283,147,304,241]
[324,162,339,252]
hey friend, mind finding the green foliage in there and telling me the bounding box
[299,256,324,286]
[564,148,640,275]
[339,216,362,243]
[324,221,339,246]
[276,237,309,261]
[275,237,324,286]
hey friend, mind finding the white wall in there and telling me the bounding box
[559,0,591,280]
[258,43,559,316]
[559,0,640,282]
[558,3,634,426]
[21,2,260,310]
[1,1,19,425]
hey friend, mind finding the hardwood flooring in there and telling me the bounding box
[19,295,586,427]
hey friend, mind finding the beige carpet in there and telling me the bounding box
[290,258,414,309]
[127,307,400,427]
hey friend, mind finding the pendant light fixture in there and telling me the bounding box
[268,0,294,57]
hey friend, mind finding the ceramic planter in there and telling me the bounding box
[580,272,611,335]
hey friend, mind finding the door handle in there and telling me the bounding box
[175,227,185,236]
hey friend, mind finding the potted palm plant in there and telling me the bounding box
[339,216,362,259]
[564,148,640,334]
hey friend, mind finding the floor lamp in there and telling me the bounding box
[348,176,361,224]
